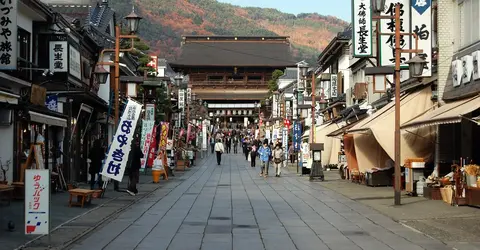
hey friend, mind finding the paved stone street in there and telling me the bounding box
[69,153,453,250]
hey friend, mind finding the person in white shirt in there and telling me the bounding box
[214,139,225,165]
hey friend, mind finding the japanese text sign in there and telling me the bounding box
[178,89,185,109]
[282,128,288,160]
[293,122,302,151]
[49,41,68,72]
[380,0,411,67]
[140,120,155,169]
[69,46,82,79]
[25,170,49,235]
[411,0,432,77]
[330,74,338,98]
[352,0,372,57]
[0,0,17,70]
[101,99,143,182]
[145,104,155,121]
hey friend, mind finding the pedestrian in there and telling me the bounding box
[258,139,271,177]
[233,136,238,153]
[214,139,225,165]
[88,139,104,190]
[250,144,257,167]
[289,143,295,164]
[226,136,232,153]
[243,138,250,161]
[210,136,215,154]
[272,143,284,177]
[127,137,144,196]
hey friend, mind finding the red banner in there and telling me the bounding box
[147,125,157,167]
[159,122,169,150]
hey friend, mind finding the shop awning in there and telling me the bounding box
[401,95,480,130]
[327,119,364,138]
[29,111,67,127]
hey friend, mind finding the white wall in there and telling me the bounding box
[338,54,351,91]
[0,125,14,183]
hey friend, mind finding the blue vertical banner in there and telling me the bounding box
[293,122,302,151]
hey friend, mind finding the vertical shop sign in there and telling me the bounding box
[411,0,432,77]
[282,127,288,160]
[101,99,143,181]
[49,41,68,72]
[0,0,17,70]
[159,122,169,150]
[380,0,411,67]
[140,120,155,169]
[25,170,49,235]
[352,0,372,57]
[145,104,155,121]
[330,74,338,98]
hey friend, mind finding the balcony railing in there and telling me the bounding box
[191,80,267,88]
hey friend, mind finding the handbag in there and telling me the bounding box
[274,158,282,164]
[247,154,251,162]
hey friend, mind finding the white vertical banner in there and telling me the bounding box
[282,128,288,160]
[411,0,432,77]
[25,170,50,235]
[69,46,82,79]
[272,128,279,141]
[140,120,155,169]
[49,41,68,72]
[380,0,411,67]
[0,0,17,70]
[202,120,207,150]
[330,74,338,98]
[178,89,185,109]
[244,117,248,127]
[186,88,191,104]
[352,0,372,57]
[145,104,155,121]
[101,99,143,182]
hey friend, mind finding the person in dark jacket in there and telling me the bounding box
[88,139,105,190]
[127,137,144,196]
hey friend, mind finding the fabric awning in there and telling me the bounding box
[401,95,480,130]
[327,119,365,138]
[315,123,341,165]
[347,86,436,166]
[29,111,67,127]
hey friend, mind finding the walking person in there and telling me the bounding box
[88,139,105,190]
[250,144,257,167]
[226,137,232,153]
[258,140,271,177]
[127,137,143,196]
[210,137,215,154]
[289,143,295,164]
[273,143,284,177]
[214,139,225,165]
[233,136,238,153]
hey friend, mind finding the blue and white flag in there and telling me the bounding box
[101,99,143,182]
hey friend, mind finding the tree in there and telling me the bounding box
[267,69,284,94]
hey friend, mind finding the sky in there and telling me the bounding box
[217,0,352,22]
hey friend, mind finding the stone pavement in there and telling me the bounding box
[69,153,454,250]
[314,170,480,250]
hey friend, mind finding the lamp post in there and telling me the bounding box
[370,2,428,205]
[94,6,143,129]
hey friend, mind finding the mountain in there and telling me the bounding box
[110,0,349,64]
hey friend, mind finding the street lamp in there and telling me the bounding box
[174,74,183,86]
[93,64,109,84]
[298,62,309,77]
[96,6,143,127]
[370,3,425,205]
[405,55,428,78]
[125,7,143,34]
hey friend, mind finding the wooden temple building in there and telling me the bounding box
[170,36,295,129]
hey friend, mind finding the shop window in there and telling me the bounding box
[17,28,31,62]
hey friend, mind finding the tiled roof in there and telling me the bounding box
[280,67,298,80]
[171,39,296,67]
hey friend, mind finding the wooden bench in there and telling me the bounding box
[68,188,95,208]
[0,184,14,205]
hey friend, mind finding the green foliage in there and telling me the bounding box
[267,69,284,94]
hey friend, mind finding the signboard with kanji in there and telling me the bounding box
[25,170,50,235]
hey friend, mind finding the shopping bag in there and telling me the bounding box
[247,153,251,162]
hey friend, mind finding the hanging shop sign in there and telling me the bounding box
[282,127,288,160]
[202,120,207,150]
[69,45,82,79]
[25,169,50,235]
[452,59,462,87]
[178,89,185,109]
[159,122,169,150]
[0,0,17,70]
[380,0,411,67]
[49,41,68,73]
[330,74,338,98]
[293,121,302,151]
[352,0,372,57]
[101,99,142,182]
[411,0,432,77]
[145,103,155,121]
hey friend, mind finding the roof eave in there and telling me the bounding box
[317,38,349,66]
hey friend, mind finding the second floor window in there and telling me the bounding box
[456,0,480,49]
[17,28,30,62]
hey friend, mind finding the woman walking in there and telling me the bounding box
[250,144,257,167]
[288,143,295,164]
[258,139,271,177]
[214,139,225,165]
[272,143,284,177]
